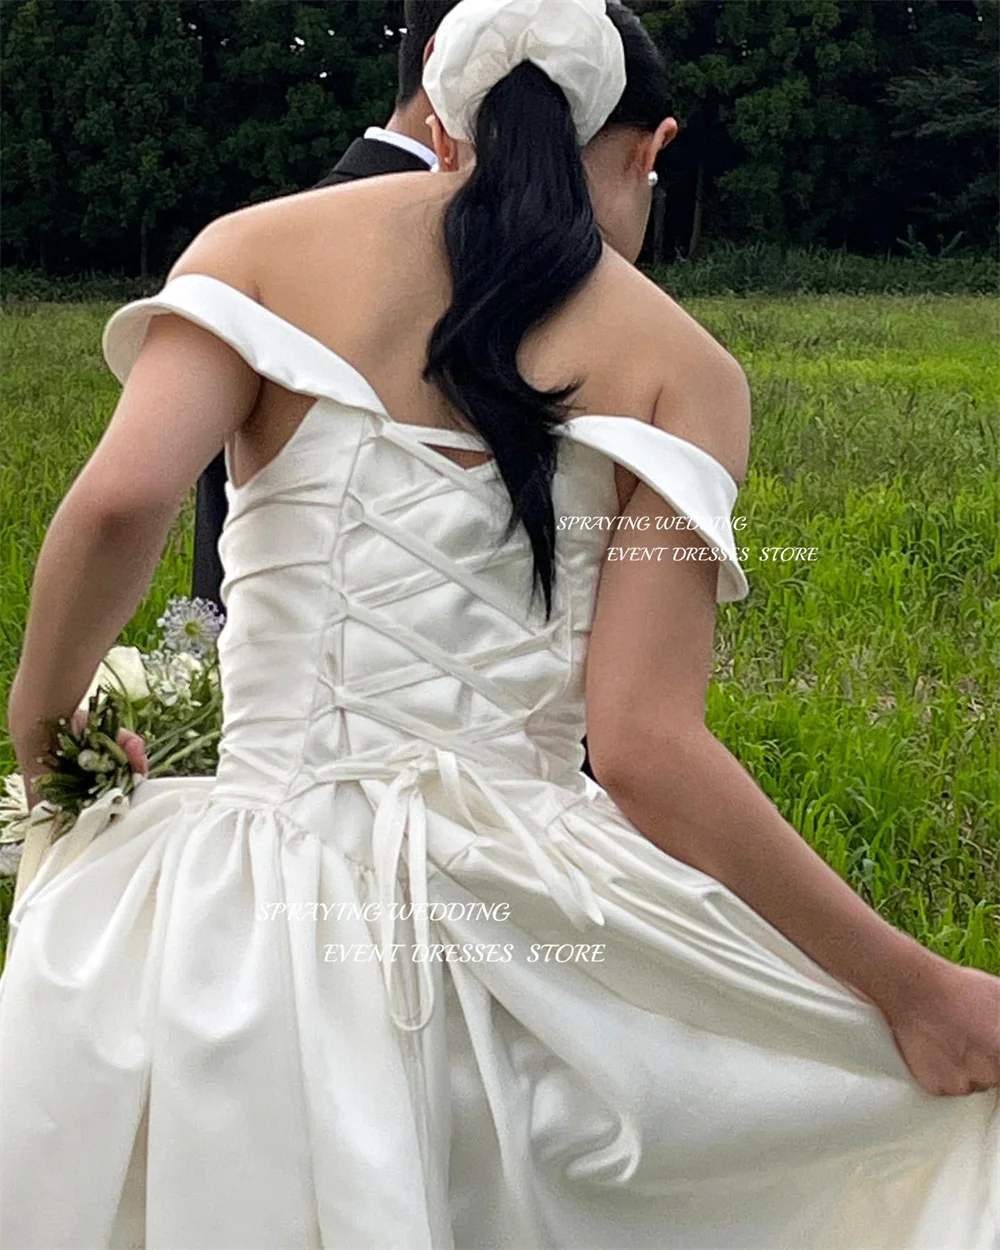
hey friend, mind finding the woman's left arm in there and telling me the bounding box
[7,215,261,803]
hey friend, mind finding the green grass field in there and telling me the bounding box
[1,294,998,970]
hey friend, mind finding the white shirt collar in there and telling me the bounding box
[363,125,438,171]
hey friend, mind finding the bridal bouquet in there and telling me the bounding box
[0,597,225,880]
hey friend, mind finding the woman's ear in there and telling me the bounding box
[637,117,678,180]
[655,117,678,161]
[422,33,436,65]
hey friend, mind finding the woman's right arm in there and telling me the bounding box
[584,345,1000,1097]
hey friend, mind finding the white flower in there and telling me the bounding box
[144,648,205,707]
[157,596,225,660]
[0,840,23,876]
[0,773,30,844]
[81,645,151,709]
[0,775,39,875]
[163,650,203,684]
[0,772,27,812]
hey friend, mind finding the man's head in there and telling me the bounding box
[396,2,461,107]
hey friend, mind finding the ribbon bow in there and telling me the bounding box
[325,742,606,1034]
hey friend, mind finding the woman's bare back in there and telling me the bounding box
[213,171,738,510]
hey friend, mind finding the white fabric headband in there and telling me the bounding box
[422,0,627,147]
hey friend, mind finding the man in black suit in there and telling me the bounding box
[191,0,596,781]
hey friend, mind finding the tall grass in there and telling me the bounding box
[0,294,997,971]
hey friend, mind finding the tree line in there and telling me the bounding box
[1,0,996,279]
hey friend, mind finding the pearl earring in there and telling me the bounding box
[647,170,659,187]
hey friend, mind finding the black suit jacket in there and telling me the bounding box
[191,135,596,782]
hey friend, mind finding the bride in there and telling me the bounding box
[3,0,998,1247]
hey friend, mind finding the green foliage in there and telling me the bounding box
[71,0,210,277]
[0,0,406,275]
[640,0,998,253]
[31,660,222,816]
[0,269,165,303]
[1,294,997,972]
[649,241,999,296]
[1,1,996,273]
[31,697,137,815]
[880,0,999,240]
[4,243,996,307]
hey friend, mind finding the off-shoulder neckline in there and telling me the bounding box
[141,272,741,494]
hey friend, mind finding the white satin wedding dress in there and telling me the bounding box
[1,273,996,1250]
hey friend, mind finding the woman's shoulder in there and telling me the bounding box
[594,248,750,486]
[161,172,429,297]
[187,175,458,308]
[598,246,741,369]
[163,207,260,301]
[224,173,452,246]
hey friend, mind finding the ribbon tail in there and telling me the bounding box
[371,769,414,1029]
[439,752,605,931]
[403,789,436,1033]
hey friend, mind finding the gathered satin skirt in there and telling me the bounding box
[1,770,997,1250]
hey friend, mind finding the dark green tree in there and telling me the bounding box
[881,0,999,250]
[640,0,996,255]
[185,1,401,213]
[0,0,90,272]
[70,0,210,276]
[0,1,995,276]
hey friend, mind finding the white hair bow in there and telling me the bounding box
[423,0,627,147]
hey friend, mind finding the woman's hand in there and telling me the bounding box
[14,706,150,813]
[880,954,1000,1097]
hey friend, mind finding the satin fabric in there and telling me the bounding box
[1,274,996,1250]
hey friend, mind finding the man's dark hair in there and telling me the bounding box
[397,1,461,105]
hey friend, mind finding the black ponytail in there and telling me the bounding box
[423,2,671,622]
[423,61,597,622]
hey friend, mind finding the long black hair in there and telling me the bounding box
[423,2,671,621]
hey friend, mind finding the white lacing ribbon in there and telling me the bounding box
[320,741,606,1034]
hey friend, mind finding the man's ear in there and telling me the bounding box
[426,111,457,169]
[423,34,436,66]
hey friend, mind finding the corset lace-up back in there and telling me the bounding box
[99,272,749,814]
